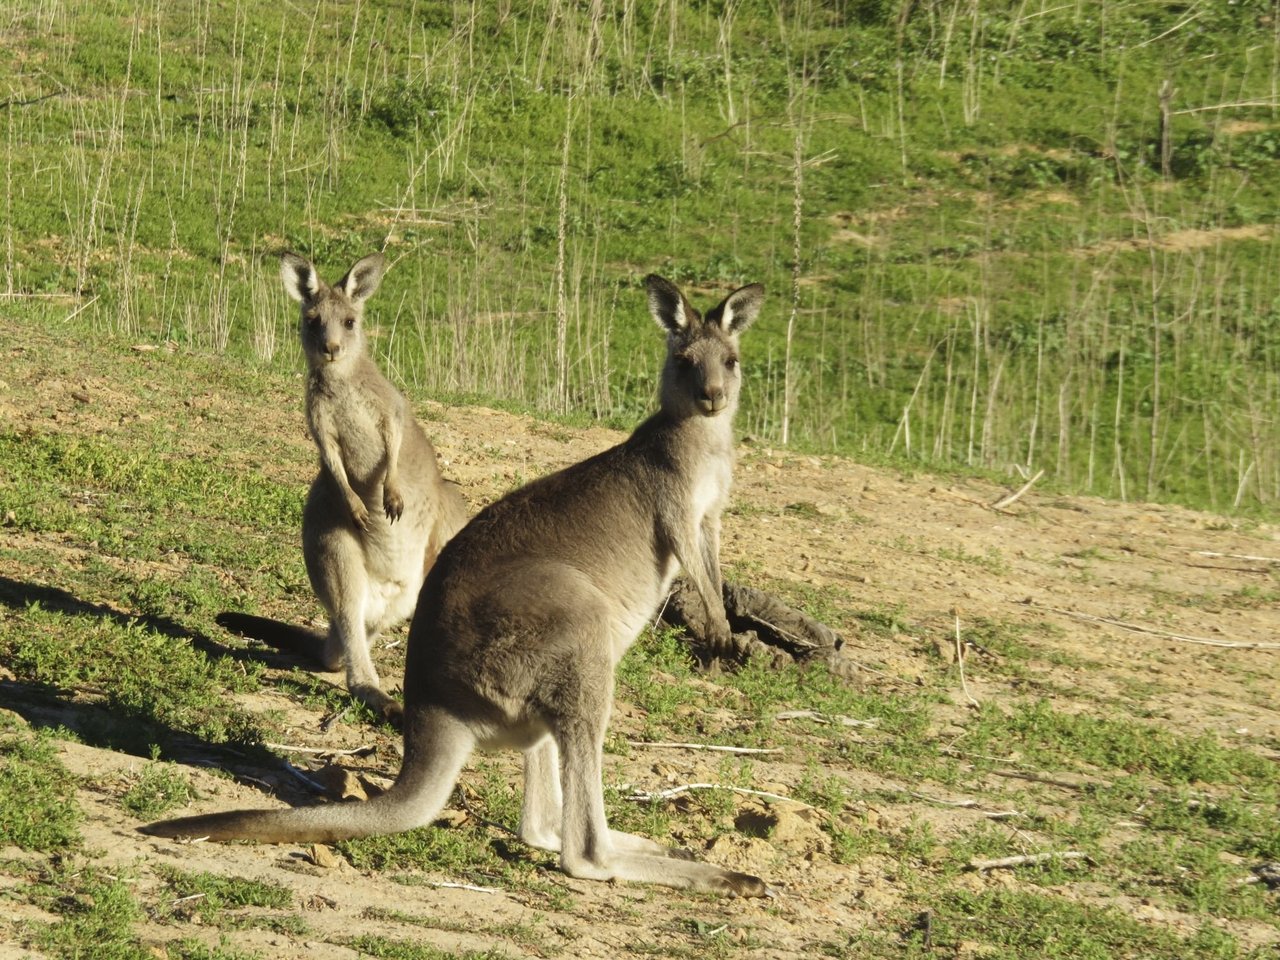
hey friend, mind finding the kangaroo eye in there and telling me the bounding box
[306,313,321,327]
[725,357,739,371]
[343,317,356,330]
[676,355,694,369]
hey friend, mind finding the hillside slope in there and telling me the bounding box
[1,327,1278,958]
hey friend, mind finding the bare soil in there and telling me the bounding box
[1,334,1278,958]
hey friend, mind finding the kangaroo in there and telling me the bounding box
[144,275,769,896]
[229,252,468,721]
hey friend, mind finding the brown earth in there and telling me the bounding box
[1,331,1278,958]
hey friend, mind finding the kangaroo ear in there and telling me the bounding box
[280,252,321,303]
[710,283,765,334]
[337,253,386,305]
[644,274,692,335]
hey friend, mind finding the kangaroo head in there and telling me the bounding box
[645,275,764,419]
[280,252,387,369]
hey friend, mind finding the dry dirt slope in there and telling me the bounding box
[1,330,1278,958]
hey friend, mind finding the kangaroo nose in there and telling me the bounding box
[702,386,726,412]
[324,341,342,360]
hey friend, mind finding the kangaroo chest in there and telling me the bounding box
[308,376,395,488]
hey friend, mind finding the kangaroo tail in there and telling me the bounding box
[140,708,473,844]
[216,611,327,664]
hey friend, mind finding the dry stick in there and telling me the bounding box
[626,741,783,755]
[282,762,327,794]
[1195,550,1280,565]
[775,709,878,728]
[1050,608,1280,650]
[425,881,500,895]
[990,468,1045,510]
[908,792,1022,819]
[626,783,808,807]
[265,743,375,758]
[989,768,1112,791]
[967,851,1089,872]
[954,610,980,708]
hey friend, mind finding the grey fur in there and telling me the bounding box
[280,251,468,720]
[144,276,769,896]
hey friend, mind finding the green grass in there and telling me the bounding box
[0,721,82,850]
[344,937,509,960]
[2,1,1277,513]
[120,749,197,819]
[1,3,1278,957]
[967,699,1280,785]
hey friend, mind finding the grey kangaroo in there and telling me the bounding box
[145,275,769,896]
[231,252,467,721]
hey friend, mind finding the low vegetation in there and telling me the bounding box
[2,0,1277,511]
[1,2,1277,958]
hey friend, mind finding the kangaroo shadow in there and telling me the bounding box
[0,576,312,782]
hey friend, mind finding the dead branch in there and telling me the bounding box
[775,709,878,728]
[990,469,1044,510]
[624,782,807,807]
[660,576,849,674]
[626,741,783,755]
[954,609,980,707]
[266,743,376,758]
[425,881,501,895]
[1194,550,1280,565]
[1049,607,1280,650]
[0,91,61,109]
[989,768,1113,791]
[967,851,1089,872]
[908,792,1022,818]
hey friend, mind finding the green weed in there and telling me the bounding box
[120,749,196,820]
[0,722,81,851]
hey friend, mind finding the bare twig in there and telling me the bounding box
[282,763,328,794]
[424,880,501,895]
[0,91,60,109]
[626,741,783,755]
[989,768,1113,791]
[1172,97,1280,116]
[266,743,376,757]
[625,783,808,807]
[455,789,520,840]
[908,792,1021,818]
[954,610,980,708]
[1049,608,1280,650]
[1194,551,1280,565]
[991,468,1045,510]
[967,851,1089,871]
[774,710,878,728]
[320,706,351,732]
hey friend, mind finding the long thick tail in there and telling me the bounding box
[216,611,327,665]
[140,708,474,844]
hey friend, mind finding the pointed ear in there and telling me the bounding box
[644,274,691,335]
[337,253,386,305]
[280,252,320,303]
[711,283,765,334]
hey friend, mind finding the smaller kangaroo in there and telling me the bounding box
[145,275,768,896]
[235,252,467,721]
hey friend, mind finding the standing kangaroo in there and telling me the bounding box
[231,252,467,721]
[145,276,769,896]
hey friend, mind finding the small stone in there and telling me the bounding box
[307,844,338,869]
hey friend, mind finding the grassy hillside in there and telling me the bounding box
[2,0,1278,512]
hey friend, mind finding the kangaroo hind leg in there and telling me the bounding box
[550,661,769,896]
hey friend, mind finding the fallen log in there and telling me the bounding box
[660,577,850,677]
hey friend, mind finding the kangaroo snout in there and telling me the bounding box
[699,387,727,414]
[322,340,342,361]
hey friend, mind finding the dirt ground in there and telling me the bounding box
[1,335,1278,958]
